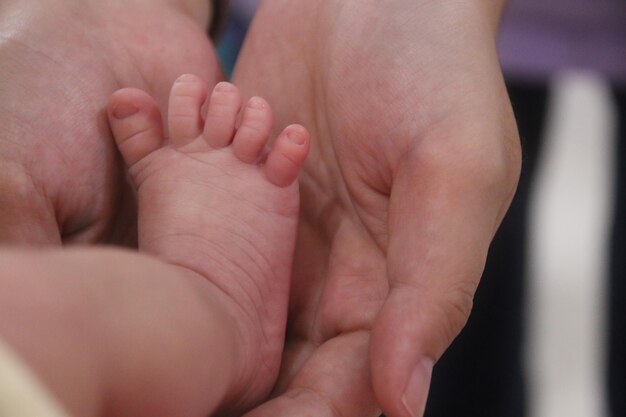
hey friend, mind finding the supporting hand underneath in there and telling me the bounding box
[233,0,520,416]
[0,0,221,245]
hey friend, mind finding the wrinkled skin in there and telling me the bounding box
[0,0,220,245]
[0,0,520,416]
[233,1,520,416]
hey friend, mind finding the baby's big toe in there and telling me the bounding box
[264,125,310,187]
[108,88,164,167]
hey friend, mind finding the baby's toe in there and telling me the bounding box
[264,124,310,187]
[232,97,273,164]
[204,82,242,148]
[168,74,207,146]
[108,88,164,167]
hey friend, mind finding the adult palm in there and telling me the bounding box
[233,1,520,416]
[0,0,220,245]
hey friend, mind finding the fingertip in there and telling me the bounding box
[370,286,455,417]
[400,358,433,417]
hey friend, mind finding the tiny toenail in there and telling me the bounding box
[288,130,306,145]
[248,97,266,109]
[214,82,235,92]
[176,74,196,83]
[112,103,139,119]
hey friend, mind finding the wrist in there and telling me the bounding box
[476,0,507,33]
[419,0,504,47]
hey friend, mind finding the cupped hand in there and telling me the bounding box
[0,0,221,245]
[232,0,520,416]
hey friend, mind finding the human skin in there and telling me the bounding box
[0,0,220,244]
[0,0,520,416]
[0,248,251,417]
[0,75,311,417]
[232,1,520,417]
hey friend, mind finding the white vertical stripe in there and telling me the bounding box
[528,72,614,417]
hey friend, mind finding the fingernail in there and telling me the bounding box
[401,358,433,417]
[112,103,139,119]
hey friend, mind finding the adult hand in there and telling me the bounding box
[0,0,221,245]
[233,0,520,416]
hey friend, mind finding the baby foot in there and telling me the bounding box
[106,74,310,408]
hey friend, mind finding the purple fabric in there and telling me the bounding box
[498,0,626,82]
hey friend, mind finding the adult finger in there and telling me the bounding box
[370,116,521,417]
[242,331,379,417]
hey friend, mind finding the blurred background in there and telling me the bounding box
[215,1,625,417]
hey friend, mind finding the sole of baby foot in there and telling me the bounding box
[107,76,310,413]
